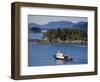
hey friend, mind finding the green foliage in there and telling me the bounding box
[43,28,87,42]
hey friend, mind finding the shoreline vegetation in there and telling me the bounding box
[29,39,87,44]
[29,28,87,45]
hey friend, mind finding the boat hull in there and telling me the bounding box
[54,55,73,60]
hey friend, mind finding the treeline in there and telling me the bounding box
[30,27,41,33]
[43,28,87,42]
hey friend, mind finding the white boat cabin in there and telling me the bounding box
[56,50,64,59]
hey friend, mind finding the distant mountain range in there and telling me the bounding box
[28,21,88,32]
[73,21,87,32]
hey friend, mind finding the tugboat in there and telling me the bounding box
[54,50,73,60]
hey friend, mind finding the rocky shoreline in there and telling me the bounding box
[29,39,87,45]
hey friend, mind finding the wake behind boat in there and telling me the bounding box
[54,50,73,60]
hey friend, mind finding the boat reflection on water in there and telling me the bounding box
[55,59,65,65]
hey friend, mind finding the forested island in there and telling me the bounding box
[42,28,87,44]
[28,21,87,44]
[29,27,87,44]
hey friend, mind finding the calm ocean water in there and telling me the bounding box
[28,32,43,40]
[28,32,87,66]
[28,42,88,66]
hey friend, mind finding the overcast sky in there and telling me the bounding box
[28,15,87,25]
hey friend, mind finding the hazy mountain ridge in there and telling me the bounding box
[73,21,87,32]
[29,21,87,32]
